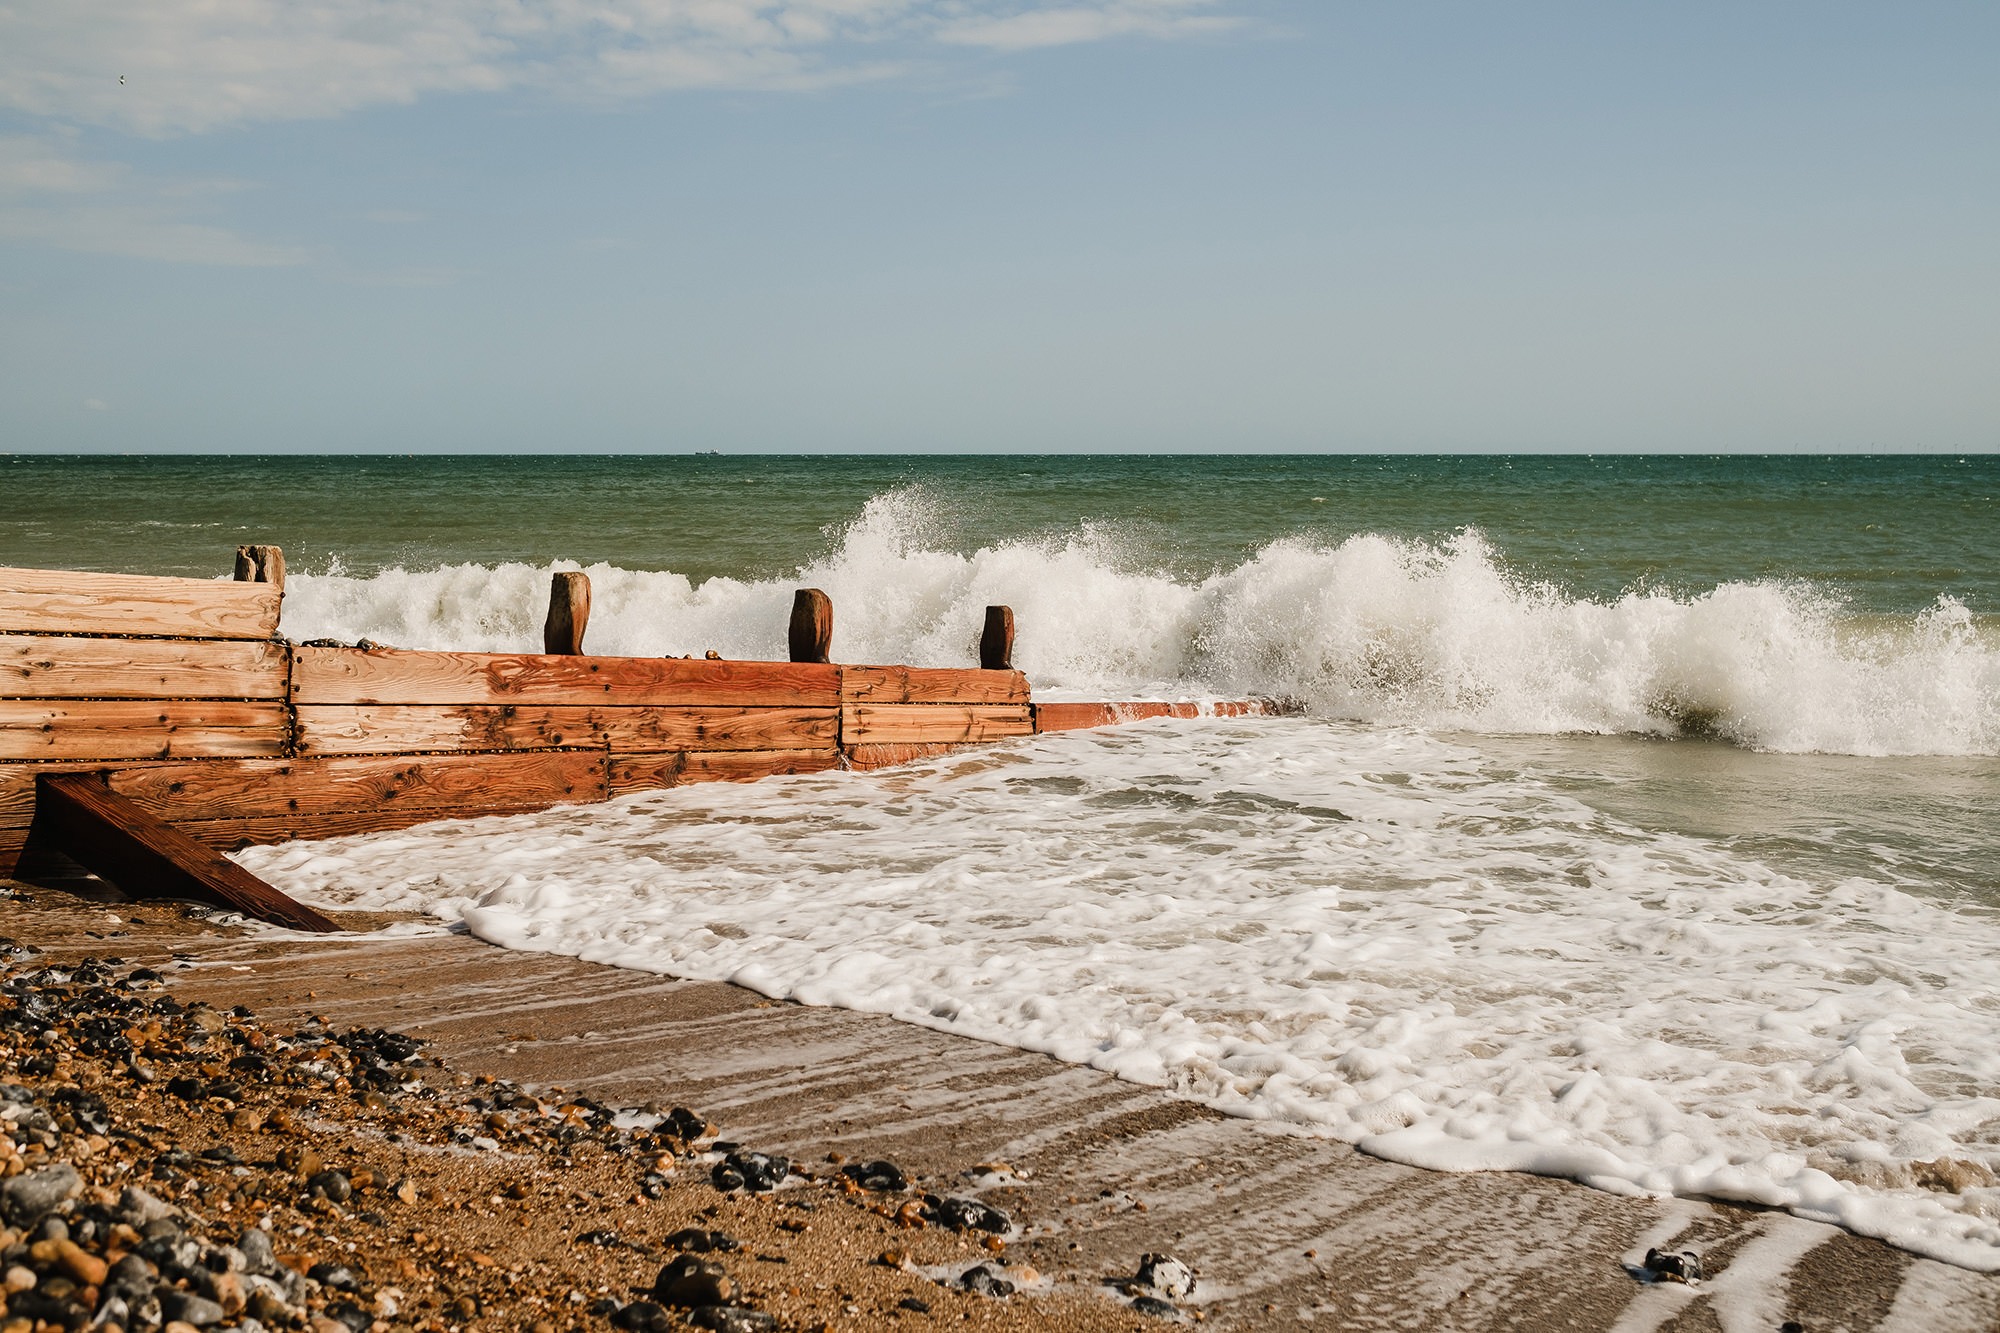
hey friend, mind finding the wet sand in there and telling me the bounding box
[7,885,1998,1332]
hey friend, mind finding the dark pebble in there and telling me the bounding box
[307,1262,361,1292]
[689,1308,776,1333]
[326,1300,373,1333]
[711,1151,789,1194]
[1131,1295,1181,1318]
[924,1195,1009,1235]
[841,1160,909,1192]
[306,1170,353,1204]
[897,1298,931,1313]
[957,1265,1015,1298]
[662,1229,740,1254]
[611,1301,671,1333]
[1642,1248,1704,1283]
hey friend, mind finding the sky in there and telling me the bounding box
[0,0,1995,454]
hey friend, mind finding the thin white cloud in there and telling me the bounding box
[0,134,308,266]
[0,1,1242,136]
[938,1,1238,52]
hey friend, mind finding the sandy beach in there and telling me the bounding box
[2,884,1995,1333]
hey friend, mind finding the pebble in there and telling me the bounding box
[1134,1252,1198,1299]
[923,1195,1010,1234]
[1131,1294,1181,1318]
[957,1264,1015,1298]
[1642,1248,1704,1283]
[653,1256,734,1307]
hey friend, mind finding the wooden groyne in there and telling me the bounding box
[1,549,1279,926]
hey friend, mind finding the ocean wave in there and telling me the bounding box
[279,488,2000,756]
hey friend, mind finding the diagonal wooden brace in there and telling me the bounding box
[31,773,341,933]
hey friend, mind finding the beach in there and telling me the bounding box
[2,889,1997,1331]
[2,454,1997,1326]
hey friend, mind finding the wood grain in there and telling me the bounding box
[295,704,838,756]
[840,703,1033,746]
[105,750,608,822]
[0,700,288,761]
[0,635,289,700]
[173,803,587,853]
[544,572,591,656]
[789,589,832,665]
[608,747,840,796]
[0,566,281,640]
[838,666,1030,706]
[293,647,842,708]
[31,773,338,932]
[844,742,972,771]
[1033,700,1278,732]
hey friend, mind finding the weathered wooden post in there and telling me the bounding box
[234,544,285,590]
[789,589,832,664]
[980,605,1014,671]
[544,572,591,655]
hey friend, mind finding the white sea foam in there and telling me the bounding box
[238,718,2000,1269]
[281,488,2000,756]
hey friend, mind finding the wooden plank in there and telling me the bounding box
[0,635,289,700]
[845,742,971,772]
[0,566,280,640]
[294,704,838,756]
[292,646,842,708]
[0,825,22,877]
[172,803,588,853]
[608,748,840,797]
[841,703,1033,746]
[105,751,608,822]
[4,760,158,828]
[0,700,288,761]
[838,666,1030,706]
[1033,700,1278,732]
[29,774,339,932]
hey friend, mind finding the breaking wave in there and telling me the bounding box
[280,488,1999,756]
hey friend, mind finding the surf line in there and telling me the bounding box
[0,547,1285,929]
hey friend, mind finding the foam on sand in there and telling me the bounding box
[239,718,2000,1270]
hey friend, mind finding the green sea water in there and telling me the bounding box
[2,454,1994,615]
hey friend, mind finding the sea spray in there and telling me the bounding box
[280,488,2000,756]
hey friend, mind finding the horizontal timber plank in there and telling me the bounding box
[1033,700,1277,732]
[106,750,608,822]
[839,665,1029,706]
[293,647,841,707]
[295,704,838,756]
[0,567,280,640]
[3,761,144,828]
[840,703,1033,746]
[0,701,288,761]
[1,635,289,700]
[172,803,587,853]
[845,742,973,771]
[608,748,840,797]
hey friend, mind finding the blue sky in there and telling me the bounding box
[1,1,1995,453]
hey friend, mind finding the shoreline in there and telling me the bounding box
[2,885,1995,1331]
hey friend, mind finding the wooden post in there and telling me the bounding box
[31,773,341,933]
[234,544,285,591]
[980,605,1015,671]
[544,572,591,656]
[789,589,833,664]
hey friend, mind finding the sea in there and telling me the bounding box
[5,453,1999,1268]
